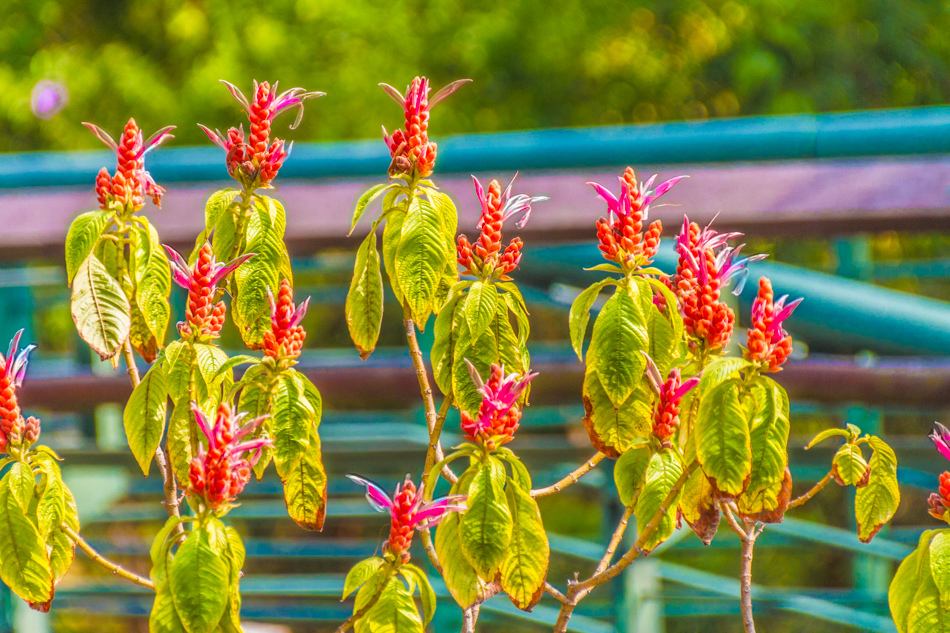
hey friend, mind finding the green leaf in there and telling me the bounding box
[350,183,392,235]
[584,263,625,274]
[209,209,236,263]
[614,442,652,506]
[435,470,492,608]
[150,581,188,633]
[233,208,285,347]
[425,189,459,245]
[47,485,78,586]
[581,353,653,458]
[395,197,450,324]
[281,426,327,531]
[568,279,615,361]
[344,557,385,599]
[591,281,649,405]
[855,435,900,543]
[695,378,753,498]
[354,575,424,633]
[193,343,230,410]
[492,300,525,378]
[204,189,240,233]
[71,253,132,360]
[930,532,950,600]
[164,341,194,403]
[805,427,851,450]
[272,371,314,477]
[833,444,870,486]
[0,464,53,607]
[170,523,230,633]
[346,231,385,360]
[499,285,530,346]
[238,365,274,480]
[463,282,498,340]
[890,548,920,633]
[212,355,259,384]
[132,219,171,348]
[907,540,950,633]
[452,314,499,416]
[399,563,436,626]
[66,210,111,285]
[635,448,684,553]
[382,204,408,304]
[697,357,753,396]
[643,277,684,345]
[431,291,463,395]
[646,301,678,375]
[166,401,195,483]
[34,454,66,538]
[743,377,790,499]
[501,480,549,611]
[460,458,513,579]
[124,363,168,476]
[678,468,720,545]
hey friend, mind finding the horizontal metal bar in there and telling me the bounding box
[6,107,950,189]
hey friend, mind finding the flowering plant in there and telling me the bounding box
[0,74,904,633]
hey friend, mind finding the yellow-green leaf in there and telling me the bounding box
[71,253,131,360]
[132,219,171,349]
[0,464,52,607]
[501,480,549,611]
[679,468,720,545]
[568,279,614,362]
[399,563,436,626]
[743,377,790,498]
[635,448,683,553]
[164,341,194,403]
[350,183,392,235]
[460,458,512,579]
[855,435,900,543]
[695,378,752,498]
[124,363,168,476]
[395,197,450,324]
[346,231,385,360]
[354,575,423,633]
[282,427,327,531]
[581,352,652,458]
[833,443,870,486]
[591,282,649,405]
[463,282,497,340]
[344,557,385,600]
[431,290,464,395]
[166,401,195,483]
[272,371,314,477]
[434,469,492,608]
[382,204,407,304]
[614,442,652,506]
[169,523,229,633]
[233,208,285,348]
[66,210,112,285]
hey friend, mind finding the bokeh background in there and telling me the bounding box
[3,1,950,632]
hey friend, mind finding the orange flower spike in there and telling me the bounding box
[263,280,310,362]
[84,119,174,210]
[745,277,802,371]
[0,331,36,453]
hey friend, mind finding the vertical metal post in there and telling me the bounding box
[835,236,873,282]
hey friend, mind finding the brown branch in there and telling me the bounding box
[595,504,635,575]
[462,605,480,633]
[422,395,457,489]
[740,521,759,633]
[403,303,439,436]
[63,524,155,590]
[420,529,442,574]
[719,501,746,539]
[788,471,833,510]
[552,461,698,633]
[531,453,605,498]
[544,582,568,605]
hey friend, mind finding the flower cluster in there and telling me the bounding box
[187,402,271,511]
[347,474,466,563]
[263,279,309,362]
[587,168,685,269]
[456,175,547,280]
[0,331,38,454]
[643,354,700,443]
[745,277,801,371]
[460,360,537,449]
[667,218,765,350]
[165,243,255,340]
[200,80,324,187]
[85,119,175,211]
[379,77,470,179]
[929,423,950,521]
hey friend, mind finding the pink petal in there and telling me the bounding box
[163,245,193,289]
[198,124,228,151]
[143,126,176,156]
[587,181,620,212]
[428,78,473,109]
[471,176,489,218]
[642,175,688,206]
[210,252,256,286]
[289,297,310,329]
[191,404,215,447]
[220,80,251,113]
[640,352,663,393]
[82,122,118,153]
[673,375,701,401]
[346,474,393,512]
[378,83,406,107]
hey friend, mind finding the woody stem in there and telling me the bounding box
[788,471,832,510]
[63,524,155,590]
[531,452,605,498]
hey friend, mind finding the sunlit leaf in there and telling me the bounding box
[124,362,168,476]
[501,480,549,611]
[635,448,683,553]
[346,231,385,360]
[71,253,131,360]
[460,458,512,579]
[695,378,752,498]
[855,435,900,543]
[65,210,111,285]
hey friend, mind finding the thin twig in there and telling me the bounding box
[63,524,155,590]
[423,395,458,487]
[595,504,635,575]
[788,471,833,510]
[531,453,606,498]
[544,582,569,605]
[461,606,479,633]
[123,341,183,527]
[719,501,746,539]
[420,529,442,574]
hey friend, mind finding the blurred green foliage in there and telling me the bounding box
[4,0,950,152]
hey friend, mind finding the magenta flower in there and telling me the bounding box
[0,329,35,389]
[472,173,548,231]
[587,172,687,221]
[931,423,950,461]
[675,216,766,293]
[751,292,803,345]
[465,359,537,423]
[163,244,255,292]
[219,80,325,130]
